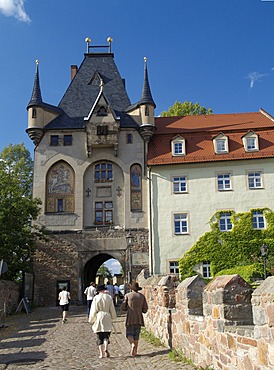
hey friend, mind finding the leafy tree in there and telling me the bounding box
[179,208,274,284]
[161,100,213,117]
[97,263,113,280]
[0,144,42,281]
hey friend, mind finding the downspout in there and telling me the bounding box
[148,165,153,275]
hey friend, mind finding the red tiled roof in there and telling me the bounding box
[148,110,274,165]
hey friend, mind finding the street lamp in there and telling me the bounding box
[261,244,268,280]
[126,231,134,285]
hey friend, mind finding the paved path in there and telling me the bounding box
[0,305,194,369]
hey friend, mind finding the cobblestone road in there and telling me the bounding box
[0,305,194,370]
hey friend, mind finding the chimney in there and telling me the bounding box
[71,65,78,80]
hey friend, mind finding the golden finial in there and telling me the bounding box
[36,59,39,65]
[144,57,147,62]
[85,37,91,53]
[107,37,113,52]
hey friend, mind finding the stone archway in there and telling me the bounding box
[84,253,114,285]
[82,253,125,298]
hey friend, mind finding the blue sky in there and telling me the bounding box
[1,0,274,273]
[1,0,274,156]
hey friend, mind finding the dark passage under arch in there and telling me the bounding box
[83,253,115,287]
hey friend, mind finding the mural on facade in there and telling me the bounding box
[46,161,75,213]
[130,164,142,211]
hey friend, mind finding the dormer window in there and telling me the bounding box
[213,133,229,154]
[97,106,108,116]
[172,136,185,156]
[242,131,259,152]
[247,137,256,150]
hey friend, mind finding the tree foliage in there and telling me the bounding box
[161,100,213,117]
[179,208,274,284]
[97,263,113,279]
[0,144,42,281]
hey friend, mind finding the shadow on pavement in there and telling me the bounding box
[0,338,46,350]
[0,351,47,365]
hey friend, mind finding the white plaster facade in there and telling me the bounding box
[150,158,274,274]
[148,111,274,276]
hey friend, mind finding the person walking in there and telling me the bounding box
[121,281,148,356]
[58,286,71,324]
[106,281,114,299]
[89,284,117,359]
[84,282,96,317]
[113,283,120,306]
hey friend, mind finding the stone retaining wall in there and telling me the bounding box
[138,272,274,370]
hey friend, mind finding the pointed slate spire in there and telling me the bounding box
[27,60,43,108]
[139,57,156,108]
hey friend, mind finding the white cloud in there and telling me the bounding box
[247,71,268,89]
[106,259,122,274]
[0,0,31,23]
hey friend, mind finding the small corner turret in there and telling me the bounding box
[26,60,63,146]
[138,57,156,142]
[26,60,44,145]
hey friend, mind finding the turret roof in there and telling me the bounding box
[27,61,63,114]
[27,61,43,107]
[138,58,156,108]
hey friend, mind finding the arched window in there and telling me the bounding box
[130,164,142,211]
[32,108,37,118]
[46,161,75,213]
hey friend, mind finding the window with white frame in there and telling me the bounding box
[216,139,226,152]
[202,261,211,278]
[169,261,179,274]
[217,173,232,191]
[213,134,229,154]
[219,213,232,232]
[173,176,187,193]
[242,132,259,152]
[172,137,185,156]
[248,172,262,189]
[252,211,265,229]
[174,142,183,155]
[247,137,256,150]
[174,213,188,234]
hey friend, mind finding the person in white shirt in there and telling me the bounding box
[89,284,117,359]
[84,282,97,317]
[58,286,71,324]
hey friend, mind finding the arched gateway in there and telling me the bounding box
[33,229,148,306]
[83,253,120,286]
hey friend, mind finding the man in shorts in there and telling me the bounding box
[121,282,148,356]
[58,286,71,324]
